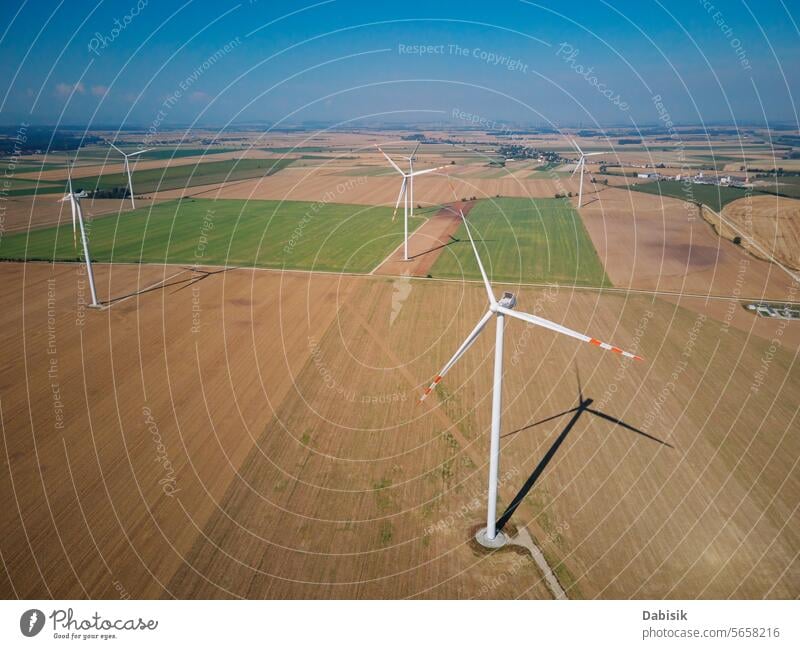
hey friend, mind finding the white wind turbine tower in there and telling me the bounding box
[419,208,642,548]
[106,140,151,209]
[60,167,100,308]
[376,143,448,260]
[571,138,607,208]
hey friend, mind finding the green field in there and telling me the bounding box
[0,177,64,195]
[528,164,571,179]
[68,147,243,161]
[68,158,294,195]
[629,180,751,211]
[137,147,243,160]
[775,179,800,199]
[0,160,65,174]
[340,166,398,177]
[429,198,610,286]
[0,198,420,273]
[260,146,326,153]
[756,176,800,199]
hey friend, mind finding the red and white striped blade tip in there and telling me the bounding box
[418,376,443,402]
[588,337,642,360]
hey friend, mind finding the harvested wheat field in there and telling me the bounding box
[579,187,797,301]
[1,260,797,599]
[152,164,585,205]
[0,195,165,234]
[719,195,800,271]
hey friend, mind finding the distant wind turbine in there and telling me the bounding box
[107,140,151,209]
[570,139,607,207]
[377,143,448,260]
[60,166,99,308]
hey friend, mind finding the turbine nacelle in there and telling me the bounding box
[59,189,87,202]
[498,291,516,309]
[490,292,517,311]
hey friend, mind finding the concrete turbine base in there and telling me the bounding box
[475,527,508,549]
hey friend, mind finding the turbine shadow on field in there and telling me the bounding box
[579,185,610,207]
[407,235,460,260]
[171,266,231,293]
[104,266,230,305]
[496,367,672,533]
[407,235,497,261]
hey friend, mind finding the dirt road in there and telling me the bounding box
[372,201,472,277]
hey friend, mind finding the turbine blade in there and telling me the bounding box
[107,140,124,154]
[62,188,77,248]
[583,151,608,156]
[410,165,448,177]
[420,310,494,401]
[459,208,496,305]
[71,195,77,248]
[127,149,151,157]
[376,145,404,175]
[496,306,643,361]
[410,142,420,160]
[64,166,77,248]
[571,160,582,177]
[392,176,407,221]
[570,138,584,156]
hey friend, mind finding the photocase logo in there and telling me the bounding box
[390,273,412,326]
[20,609,45,637]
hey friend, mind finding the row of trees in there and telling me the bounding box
[89,186,131,199]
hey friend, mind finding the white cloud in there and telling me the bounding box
[55,81,85,97]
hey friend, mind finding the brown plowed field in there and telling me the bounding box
[372,202,471,277]
[580,187,797,301]
[1,261,797,599]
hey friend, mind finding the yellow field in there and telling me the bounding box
[721,195,800,270]
[1,261,797,598]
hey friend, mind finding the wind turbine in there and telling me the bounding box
[106,140,151,209]
[60,166,100,308]
[376,143,447,261]
[419,208,642,548]
[570,139,607,208]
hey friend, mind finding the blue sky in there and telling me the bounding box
[0,0,798,128]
